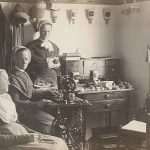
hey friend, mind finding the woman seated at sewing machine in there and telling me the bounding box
[9,46,61,135]
[0,69,69,150]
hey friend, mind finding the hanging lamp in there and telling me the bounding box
[9,3,29,24]
[29,0,52,31]
[30,0,47,18]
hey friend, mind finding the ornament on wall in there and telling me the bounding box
[50,9,59,23]
[70,9,78,24]
[67,9,78,24]
[121,0,131,15]
[103,8,111,25]
[129,0,140,13]
[86,8,95,24]
[29,0,51,31]
[9,3,29,25]
[121,0,140,15]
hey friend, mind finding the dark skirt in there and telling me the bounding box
[19,109,54,135]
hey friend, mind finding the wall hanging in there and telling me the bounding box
[103,8,111,24]
[30,0,52,31]
[121,0,140,15]
[30,0,47,18]
[9,2,29,46]
[129,0,140,13]
[86,8,95,24]
[121,0,130,15]
[9,3,29,25]
[70,9,78,24]
[67,9,78,24]
[50,9,59,23]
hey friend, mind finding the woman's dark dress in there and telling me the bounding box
[9,68,54,134]
[26,39,59,85]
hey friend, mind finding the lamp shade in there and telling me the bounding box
[30,0,47,18]
[9,4,29,24]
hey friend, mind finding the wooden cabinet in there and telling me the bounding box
[60,57,121,81]
[51,0,121,5]
[77,89,133,128]
[77,89,133,150]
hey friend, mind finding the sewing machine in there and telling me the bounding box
[42,75,91,150]
[57,75,78,104]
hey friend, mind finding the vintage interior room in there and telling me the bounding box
[0,0,150,150]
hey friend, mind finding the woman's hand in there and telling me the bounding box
[51,91,60,98]
[30,133,44,142]
[50,91,62,102]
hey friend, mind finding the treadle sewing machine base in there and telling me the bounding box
[43,97,91,150]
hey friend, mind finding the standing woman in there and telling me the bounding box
[9,46,60,135]
[26,19,60,86]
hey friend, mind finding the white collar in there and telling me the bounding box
[14,66,25,72]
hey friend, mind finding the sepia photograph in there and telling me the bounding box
[0,0,149,149]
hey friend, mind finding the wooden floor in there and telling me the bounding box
[83,139,146,150]
[82,128,146,150]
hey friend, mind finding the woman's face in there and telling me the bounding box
[15,50,30,70]
[39,24,52,41]
[0,72,9,94]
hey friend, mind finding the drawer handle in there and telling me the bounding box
[105,103,110,109]
[104,94,110,98]
[74,63,78,67]
[111,68,115,71]
[113,61,116,64]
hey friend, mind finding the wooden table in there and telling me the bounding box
[77,89,134,128]
[77,88,134,150]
